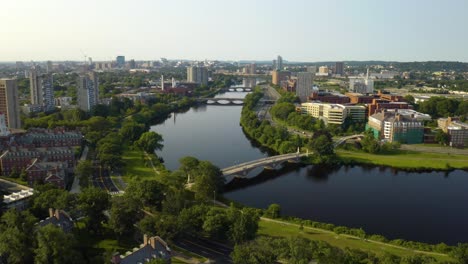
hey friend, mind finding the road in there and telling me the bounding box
[91,166,120,194]
[173,237,233,263]
[70,146,89,194]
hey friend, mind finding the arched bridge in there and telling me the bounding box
[196,97,245,105]
[222,151,310,177]
[334,134,364,148]
[220,87,253,92]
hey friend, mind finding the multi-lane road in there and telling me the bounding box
[173,237,233,263]
[91,166,120,194]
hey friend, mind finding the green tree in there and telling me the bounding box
[135,131,164,153]
[109,196,143,237]
[30,186,73,219]
[192,161,225,201]
[34,224,82,264]
[203,208,230,240]
[228,207,260,244]
[77,187,110,233]
[125,180,165,209]
[264,204,281,219]
[435,130,450,145]
[231,237,278,264]
[75,160,93,188]
[451,243,468,264]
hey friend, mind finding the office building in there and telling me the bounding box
[438,117,468,147]
[0,79,21,129]
[271,70,291,85]
[367,110,424,144]
[29,67,54,112]
[77,72,99,111]
[307,66,317,74]
[349,68,374,93]
[46,61,53,73]
[335,62,344,75]
[116,56,125,67]
[296,72,314,102]
[317,66,329,76]
[129,59,136,69]
[187,66,208,85]
[276,55,283,70]
[301,102,365,125]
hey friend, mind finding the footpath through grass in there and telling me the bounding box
[337,149,468,170]
[258,218,455,262]
[120,144,167,183]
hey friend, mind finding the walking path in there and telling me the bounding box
[70,146,89,194]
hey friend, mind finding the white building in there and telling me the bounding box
[301,102,366,125]
[349,68,374,94]
[77,72,99,111]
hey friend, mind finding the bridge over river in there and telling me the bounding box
[221,151,310,178]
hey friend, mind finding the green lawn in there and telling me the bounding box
[337,149,468,170]
[258,218,454,262]
[120,145,167,183]
[74,221,138,261]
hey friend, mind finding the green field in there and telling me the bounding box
[337,149,468,170]
[120,145,167,183]
[258,218,454,262]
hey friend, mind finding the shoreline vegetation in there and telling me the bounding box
[233,87,466,259]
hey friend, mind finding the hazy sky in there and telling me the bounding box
[1,0,467,62]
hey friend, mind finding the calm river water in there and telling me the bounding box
[151,91,468,245]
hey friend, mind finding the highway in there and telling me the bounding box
[91,166,120,193]
[173,237,233,263]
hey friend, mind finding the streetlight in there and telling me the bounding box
[213,190,216,206]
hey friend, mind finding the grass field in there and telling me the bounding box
[258,218,455,262]
[120,145,167,183]
[337,149,468,170]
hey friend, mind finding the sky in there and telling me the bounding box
[1,0,467,62]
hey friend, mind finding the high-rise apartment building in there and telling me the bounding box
[116,56,125,68]
[271,70,291,85]
[276,55,283,70]
[335,62,344,75]
[0,79,21,129]
[77,72,99,111]
[187,66,208,85]
[29,67,54,112]
[296,72,314,102]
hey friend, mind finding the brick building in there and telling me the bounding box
[0,147,75,176]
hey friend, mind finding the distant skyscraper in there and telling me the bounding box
[116,56,125,68]
[77,72,99,111]
[0,79,21,129]
[276,55,283,70]
[296,72,314,102]
[161,75,165,91]
[335,62,344,75]
[129,59,136,69]
[46,61,53,73]
[187,66,208,85]
[272,60,277,69]
[29,67,54,112]
[307,66,317,74]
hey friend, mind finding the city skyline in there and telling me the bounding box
[1,0,468,62]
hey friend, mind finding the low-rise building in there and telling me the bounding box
[14,128,83,148]
[37,208,74,233]
[1,184,34,211]
[438,117,468,147]
[301,102,365,125]
[309,91,350,104]
[112,235,171,264]
[0,146,75,176]
[26,158,68,188]
[367,110,425,144]
[367,99,412,117]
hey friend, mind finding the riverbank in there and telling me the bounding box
[337,149,468,170]
[258,217,455,262]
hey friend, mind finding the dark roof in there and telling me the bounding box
[119,236,171,264]
[38,209,74,232]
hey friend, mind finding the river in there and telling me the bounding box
[151,87,468,245]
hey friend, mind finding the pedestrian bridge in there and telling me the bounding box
[222,151,310,177]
